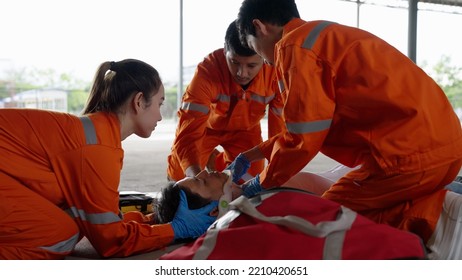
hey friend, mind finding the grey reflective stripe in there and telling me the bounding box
[66,207,122,225]
[250,93,275,104]
[181,102,209,114]
[39,232,79,254]
[302,21,335,50]
[79,116,97,145]
[278,80,285,93]
[216,94,230,103]
[286,119,332,134]
[271,107,283,116]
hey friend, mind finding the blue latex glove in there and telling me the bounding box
[225,153,251,183]
[241,174,263,197]
[446,180,462,194]
[171,190,218,240]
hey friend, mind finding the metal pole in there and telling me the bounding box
[356,0,361,28]
[177,0,184,121]
[408,0,418,63]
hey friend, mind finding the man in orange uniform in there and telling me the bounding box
[0,59,216,259]
[167,21,284,182]
[229,0,462,243]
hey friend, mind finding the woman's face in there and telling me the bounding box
[135,84,165,138]
[176,170,230,201]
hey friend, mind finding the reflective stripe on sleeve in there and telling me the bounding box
[278,80,285,93]
[271,107,283,116]
[251,93,275,104]
[66,207,122,225]
[286,119,332,134]
[79,116,97,145]
[39,232,79,254]
[216,94,230,103]
[181,102,209,114]
[302,21,335,50]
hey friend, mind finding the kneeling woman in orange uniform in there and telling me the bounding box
[0,59,216,259]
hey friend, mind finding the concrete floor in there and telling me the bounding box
[119,119,340,193]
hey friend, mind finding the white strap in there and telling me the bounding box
[217,170,233,219]
[230,195,357,238]
[192,192,357,260]
[192,210,241,260]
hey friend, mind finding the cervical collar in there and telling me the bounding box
[217,169,233,218]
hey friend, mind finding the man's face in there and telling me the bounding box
[225,50,264,86]
[176,170,229,201]
[246,34,275,65]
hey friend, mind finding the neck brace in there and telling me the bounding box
[217,169,233,218]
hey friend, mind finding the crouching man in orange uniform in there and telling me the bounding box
[228,0,462,246]
[167,21,284,183]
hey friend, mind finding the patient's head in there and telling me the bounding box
[156,170,230,223]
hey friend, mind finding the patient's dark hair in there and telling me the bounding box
[155,181,211,224]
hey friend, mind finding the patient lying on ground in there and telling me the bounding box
[155,166,462,260]
[156,170,239,224]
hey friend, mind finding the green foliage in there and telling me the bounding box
[422,55,462,109]
[0,67,40,99]
[68,90,89,115]
[1,66,182,118]
[4,56,460,116]
[0,67,90,113]
[3,67,87,90]
[162,85,181,119]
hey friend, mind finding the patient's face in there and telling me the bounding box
[176,170,229,201]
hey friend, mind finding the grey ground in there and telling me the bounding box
[119,119,340,193]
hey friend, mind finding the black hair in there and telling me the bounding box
[155,181,212,224]
[224,20,256,57]
[236,0,300,47]
[83,58,162,114]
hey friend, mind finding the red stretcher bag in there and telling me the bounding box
[160,188,427,260]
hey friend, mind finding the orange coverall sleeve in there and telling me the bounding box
[172,66,216,172]
[259,46,335,188]
[52,145,173,258]
[267,85,286,139]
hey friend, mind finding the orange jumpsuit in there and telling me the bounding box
[258,19,462,242]
[167,48,285,181]
[0,109,173,259]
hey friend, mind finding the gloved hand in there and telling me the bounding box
[225,153,251,183]
[241,174,263,197]
[171,190,218,240]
